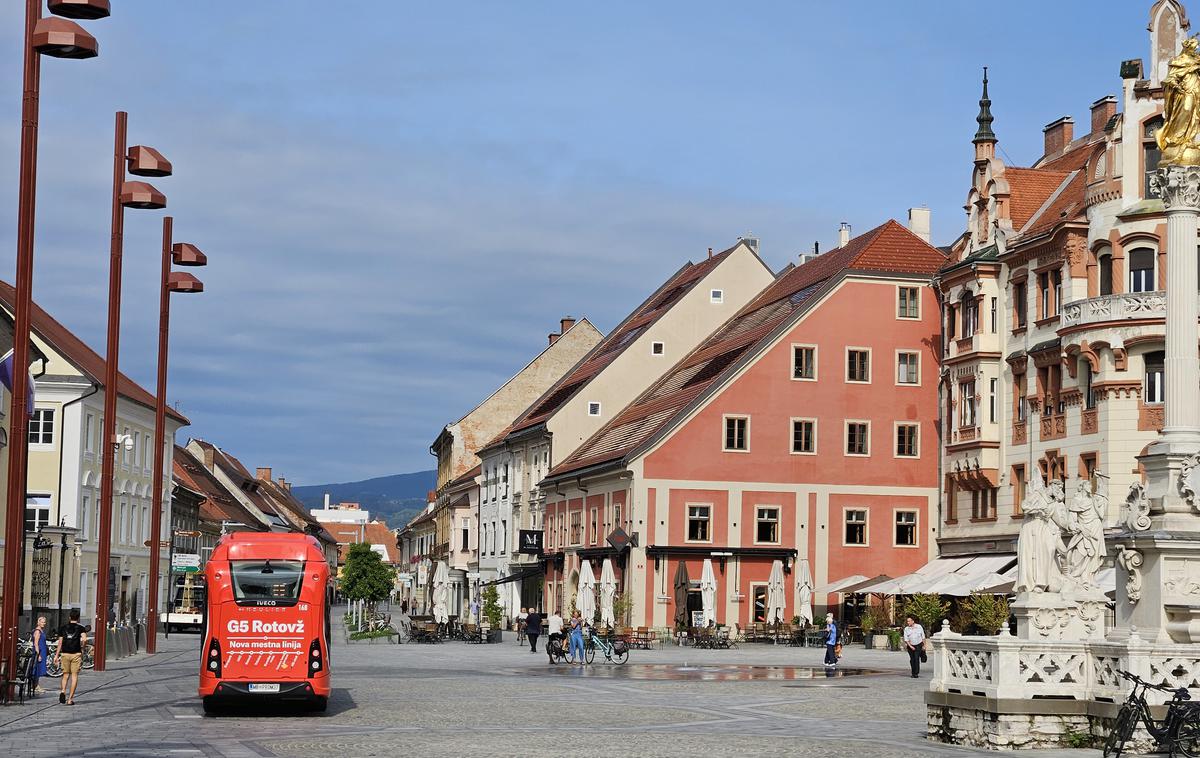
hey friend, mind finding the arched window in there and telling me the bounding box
[1129,248,1156,293]
[1144,116,1164,200]
[1098,251,1114,296]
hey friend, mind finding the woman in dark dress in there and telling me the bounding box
[30,615,49,695]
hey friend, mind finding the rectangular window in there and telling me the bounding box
[588,402,601,417]
[846,349,870,383]
[28,408,55,445]
[897,351,919,385]
[570,512,582,544]
[990,296,997,332]
[724,416,748,451]
[962,297,978,337]
[80,494,90,541]
[895,423,919,458]
[1039,272,1050,318]
[1053,270,1063,316]
[1130,249,1155,293]
[1083,364,1096,410]
[461,519,469,552]
[897,286,919,319]
[589,510,597,545]
[121,426,131,466]
[845,421,870,456]
[844,509,867,546]
[710,289,724,303]
[895,511,917,546]
[792,345,816,380]
[651,341,665,356]
[1145,351,1165,403]
[1015,375,1028,423]
[971,488,998,520]
[1014,281,1028,328]
[84,413,95,453]
[755,506,779,544]
[500,519,507,554]
[989,378,997,423]
[959,380,977,428]
[1012,465,1026,515]
[687,505,711,542]
[24,494,51,533]
[613,504,622,528]
[791,419,816,454]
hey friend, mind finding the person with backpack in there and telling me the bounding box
[54,609,87,705]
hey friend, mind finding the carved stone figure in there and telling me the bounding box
[1015,479,1068,593]
[1122,481,1152,531]
[1116,545,1144,604]
[1158,36,1200,166]
[1063,478,1108,586]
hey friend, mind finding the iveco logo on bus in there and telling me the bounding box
[226,619,305,634]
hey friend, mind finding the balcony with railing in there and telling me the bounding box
[1060,291,1166,328]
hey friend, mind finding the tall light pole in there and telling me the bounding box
[93,112,170,670]
[146,216,205,653]
[2,0,104,695]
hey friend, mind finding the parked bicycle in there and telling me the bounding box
[1105,669,1200,757]
[44,638,94,677]
[583,627,628,665]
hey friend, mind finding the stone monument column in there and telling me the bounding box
[1114,166,1200,642]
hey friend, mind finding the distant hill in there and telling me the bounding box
[293,470,436,530]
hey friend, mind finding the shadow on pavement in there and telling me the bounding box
[202,687,354,718]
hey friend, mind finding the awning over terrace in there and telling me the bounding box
[850,555,1017,596]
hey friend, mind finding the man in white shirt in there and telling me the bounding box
[902,615,927,678]
[547,610,565,661]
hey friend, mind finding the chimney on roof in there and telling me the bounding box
[548,332,559,346]
[1090,95,1117,134]
[426,490,436,503]
[278,476,290,492]
[907,208,931,244]
[202,446,214,470]
[324,493,331,508]
[256,467,272,481]
[707,247,713,259]
[559,317,575,335]
[1043,116,1074,156]
[838,222,851,248]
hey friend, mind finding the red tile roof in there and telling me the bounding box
[173,445,267,529]
[550,220,946,478]
[1019,170,1086,238]
[1003,168,1071,231]
[329,520,400,564]
[0,281,188,424]
[489,244,745,446]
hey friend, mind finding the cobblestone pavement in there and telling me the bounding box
[0,616,1104,758]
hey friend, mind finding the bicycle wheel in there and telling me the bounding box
[1104,702,1138,758]
[1173,709,1200,758]
[45,658,62,678]
[82,644,95,670]
[585,643,595,665]
[613,647,628,664]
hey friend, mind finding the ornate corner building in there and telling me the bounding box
[937,0,1191,559]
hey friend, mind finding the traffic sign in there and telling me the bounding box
[144,540,171,548]
[171,553,202,573]
[173,530,201,537]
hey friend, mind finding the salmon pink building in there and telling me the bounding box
[539,219,947,628]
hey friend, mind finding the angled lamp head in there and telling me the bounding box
[167,271,204,294]
[171,242,207,267]
[48,0,111,20]
[127,146,172,177]
[32,17,99,59]
[119,181,166,210]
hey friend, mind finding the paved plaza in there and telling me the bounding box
[0,616,1102,757]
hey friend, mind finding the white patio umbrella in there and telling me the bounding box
[796,559,814,625]
[599,559,618,627]
[766,559,787,624]
[431,561,450,624]
[699,559,717,626]
[576,559,597,623]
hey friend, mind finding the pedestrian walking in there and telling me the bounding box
[55,609,87,705]
[525,608,542,653]
[29,615,48,696]
[903,615,927,678]
[568,610,585,665]
[823,612,839,667]
[515,607,527,644]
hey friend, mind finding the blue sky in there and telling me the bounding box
[0,2,1154,483]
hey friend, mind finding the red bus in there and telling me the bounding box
[199,533,330,712]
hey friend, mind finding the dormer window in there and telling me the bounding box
[651,341,665,356]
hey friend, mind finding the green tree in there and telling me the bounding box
[481,585,503,628]
[611,592,633,627]
[903,593,950,633]
[961,592,1010,635]
[339,542,395,610]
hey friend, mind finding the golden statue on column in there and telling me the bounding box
[1158,36,1200,166]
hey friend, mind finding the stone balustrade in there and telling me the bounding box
[1061,291,1166,328]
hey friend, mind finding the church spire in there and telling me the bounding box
[973,66,996,144]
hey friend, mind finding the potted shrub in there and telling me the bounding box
[886,627,903,651]
[482,586,504,642]
[860,607,887,649]
[962,591,1010,636]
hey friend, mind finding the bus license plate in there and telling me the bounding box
[248,683,280,694]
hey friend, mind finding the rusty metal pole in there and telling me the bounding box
[93,110,127,671]
[1,0,43,695]
[145,216,173,654]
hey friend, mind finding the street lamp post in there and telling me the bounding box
[146,216,205,653]
[93,111,169,671]
[2,0,104,694]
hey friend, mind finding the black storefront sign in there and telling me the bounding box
[518,530,543,555]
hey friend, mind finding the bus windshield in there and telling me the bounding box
[230,560,304,605]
